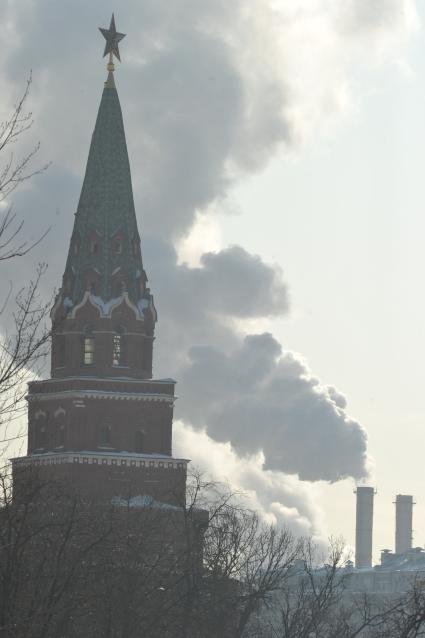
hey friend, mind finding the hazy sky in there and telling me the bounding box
[1,0,423,559]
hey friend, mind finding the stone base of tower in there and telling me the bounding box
[7,454,209,638]
[12,450,188,506]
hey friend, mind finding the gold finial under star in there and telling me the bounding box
[99,14,126,63]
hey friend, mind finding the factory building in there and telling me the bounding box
[351,488,422,594]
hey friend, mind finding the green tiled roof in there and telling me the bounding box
[63,79,149,306]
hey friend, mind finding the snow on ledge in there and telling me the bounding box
[111,494,182,510]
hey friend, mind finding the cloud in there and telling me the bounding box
[335,0,418,42]
[141,241,367,485]
[145,238,289,322]
[177,333,368,482]
[139,237,289,373]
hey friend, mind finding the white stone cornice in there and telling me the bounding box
[29,376,176,386]
[12,451,188,470]
[27,390,175,404]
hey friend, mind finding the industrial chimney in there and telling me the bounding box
[395,494,414,555]
[355,486,375,568]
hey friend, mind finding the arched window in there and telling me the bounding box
[37,424,47,449]
[83,327,95,366]
[64,276,72,294]
[56,423,66,447]
[114,240,122,254]
[72,232,81,255]
[34,412,48,449]
[90,240,99,254]
[99,425,112,447]
[135,430,145,453]
[112,327,125,367]
[55,334,66,367]
[54,408,66,448]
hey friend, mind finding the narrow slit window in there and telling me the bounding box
[83,335,95,365]
[57,424,66,447]
[56,334,66,367]
[112,333,122,366]
[135,430,145,453]
[37,425,47,449]
[100,425,111,446]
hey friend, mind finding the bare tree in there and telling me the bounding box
[21,472,304,638]
[0,465,112,638]
[153,472,303,638]
[0,76,50,446]
[365,580,425,638]
[258,539,425,638]
[5,463,425,638]
[0,74,49,204]
[258,537,350,638]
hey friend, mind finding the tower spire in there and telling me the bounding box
[53,13,157,381]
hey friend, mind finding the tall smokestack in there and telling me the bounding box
[355,486,375,568]
[395,494,414,555]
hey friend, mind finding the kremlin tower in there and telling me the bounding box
[12,15,187,507]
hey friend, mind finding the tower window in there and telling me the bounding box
[99,425,112,447]
[112,333,123,366]
[83,330,95,366]
[90,240,99,254]
[55,334,66,367]
[37,425,47,449]
[135,430,145,453]
[72,233,81,255]
[56,424,66,447]
[114,241,122,254]
[64,276,72,293]
[90,282,97,295]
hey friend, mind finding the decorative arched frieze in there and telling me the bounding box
[70,291,145,321]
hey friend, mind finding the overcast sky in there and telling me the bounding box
[1,0,424,559]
